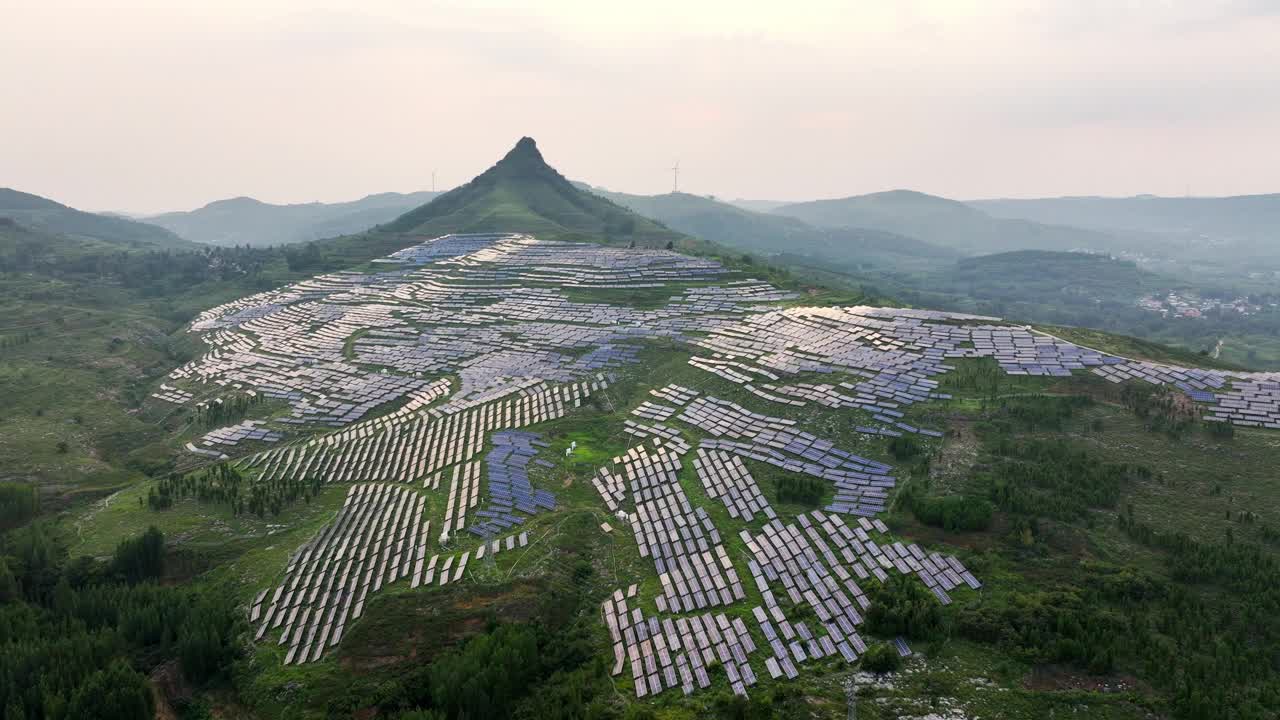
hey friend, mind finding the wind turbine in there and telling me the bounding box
[670,161,680,193]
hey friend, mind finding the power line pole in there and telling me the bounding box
[845,676,858,720]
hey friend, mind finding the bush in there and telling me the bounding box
[775,475,824,505]
[889,435,923,461]
[865,575,947,641]
[0,482,38,528]
[909,494,993,532]
[861,643,902,673]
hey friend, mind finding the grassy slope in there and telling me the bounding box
[1033,324,1246,371]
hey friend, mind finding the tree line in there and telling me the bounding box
[0,523,241,720]
[937,393,1280,719]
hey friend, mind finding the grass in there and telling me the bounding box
[1035,323,1245,371]
[71,478,348,563]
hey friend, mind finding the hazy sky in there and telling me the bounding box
[3,1,1278,213]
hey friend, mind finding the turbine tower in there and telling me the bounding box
[670,161,680,193]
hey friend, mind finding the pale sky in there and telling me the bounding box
[2,0,1278,213]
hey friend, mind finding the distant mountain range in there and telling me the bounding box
[970,194,1280,244]
[147,191,441,247]
[0,187,189,251]
[771,190,1121,256]
[578,186,959,274]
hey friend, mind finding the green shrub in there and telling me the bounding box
[861,643,902,673]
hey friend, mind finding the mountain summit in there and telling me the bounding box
[383,137,682,246]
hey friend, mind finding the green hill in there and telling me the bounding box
[897,249,1166,319]
[578,186,958,271]
[382,138,683,247]
[774,189,1119,255]
[148,191,440,248]
[946,249,1158,300]
[0,217,107,271]
[0,188,190,250]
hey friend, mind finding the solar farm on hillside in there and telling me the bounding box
[154,233,1280,699]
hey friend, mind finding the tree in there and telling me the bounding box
[112,526,165,583]
[0,558,18,602]
[66,660,153,720]
[865,575,946,641]
[861,643,902,673]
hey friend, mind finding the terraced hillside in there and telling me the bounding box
[71,229,1276,719]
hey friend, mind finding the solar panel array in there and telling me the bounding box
[618,444,747,614]
[467,430,556,537]
[692,448,775,522]
[198,420,282,448]
[237,378,602,490]
[253,483,428,664]
[250,479,536,663]
[686,305,1280,432]
[603,588,760,698]
[167,232,1280,690]
[678,396,894,517]
[170,234,798,450]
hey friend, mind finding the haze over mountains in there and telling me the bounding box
[971,194,1280,244]
[578,185,959,275]
[146,191,440,247]
[770,190,1121,256]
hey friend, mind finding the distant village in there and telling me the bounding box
[1137,291,1272,318]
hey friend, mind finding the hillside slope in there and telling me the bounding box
[149,191,439,247]
[775,189,1119,255]
[580,186,958,271]
[0,188,190,250]
[382,138,683,247]
[939,250,1160,302]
